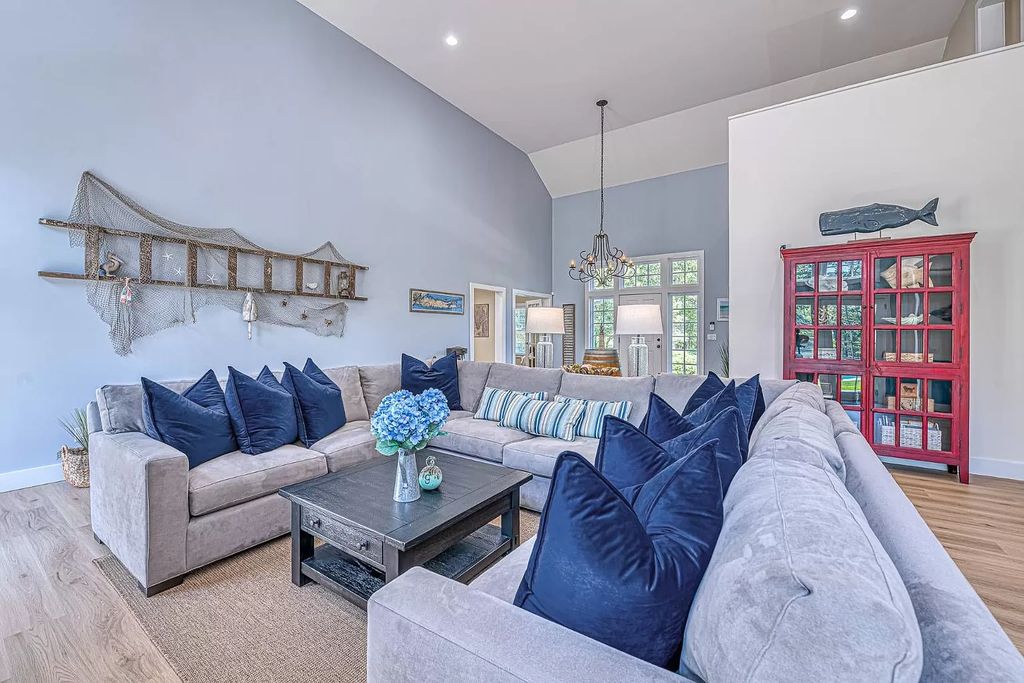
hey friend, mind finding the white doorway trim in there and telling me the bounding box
[512,289,553,366]
[468,283,507,363]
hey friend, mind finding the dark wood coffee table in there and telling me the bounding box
[279,449,532,609]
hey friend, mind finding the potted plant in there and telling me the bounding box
[59,408,90,488]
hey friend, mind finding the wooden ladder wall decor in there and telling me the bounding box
[36,218,368,301]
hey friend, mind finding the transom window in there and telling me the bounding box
[623,262,662,288]
[672,257,699,285]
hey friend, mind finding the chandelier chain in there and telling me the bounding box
[599,101,605,234]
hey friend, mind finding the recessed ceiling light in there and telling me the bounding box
[840,8,858,20]
[444,34,458,47]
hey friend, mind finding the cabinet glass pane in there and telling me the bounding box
[899,378,924,412]
[842,260,863,291]
[819,262,839,292]
[795,330,814,359]
[929,254,953,287]
[840,375,862,407]
[841,330,862,360]
[817,330,837,360]
[900,330,925,362]
[900,416,923,449]
[817,374,838,401]
[929,330,953,363]
[874,413,896,446]
[841,296,862,326]
[876,330,897,362]
[928,418,952,452]
[795,297,814,326]
[874,377,897,410]
[929,292,953,325]
[875,257,898,290]
[875,294,897,325]
[902,256,926,289]
[795,372,815,383]
[845,410,862,428]
[796,264,815,292]
[900,293,925,325]
[929,380,953,414]
[818,296,838,326]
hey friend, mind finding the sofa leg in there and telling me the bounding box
[139,575,184,597]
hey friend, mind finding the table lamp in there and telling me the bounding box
[526,307,564,368]
[615,304,663,376]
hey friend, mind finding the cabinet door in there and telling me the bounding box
[869,375,957,457]
[788,258,865,364]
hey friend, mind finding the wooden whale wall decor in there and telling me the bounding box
[819,198,939,237]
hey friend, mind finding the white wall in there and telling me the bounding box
[729,44,1024,478]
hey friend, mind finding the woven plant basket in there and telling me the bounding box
[60,445,90,488]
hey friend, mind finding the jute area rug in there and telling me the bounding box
[96,513,540,683]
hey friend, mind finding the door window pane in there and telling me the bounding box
[796,297,814,326]
[874,377,897,410]
[670,294,699,375]
[840,375,862,407]
[841,260,863,291]
[902,256,926,288]
[671,258,699,285]
[900,416,923,449]
[929,254,953,287]
[929,380,953,414]
[590,297,615,348]
[900,330,925,362]
[623,262,662,288]
[818,297,838,326]
[929,292,953,325]
[841,330,862,360]
[874,413,896,446]
[817,374,838,401]
[900,293,925,325]
[795,329,814,359]
[928,418,952,452]
[929,330,953,363]
[875,294,897,325]
[875,257,898,289]
[875,330,897,362]
[796,264,815,292]
[818,262,839,292]
[841,296,862,326]
[899,378,924,412]
[817,330,837,360]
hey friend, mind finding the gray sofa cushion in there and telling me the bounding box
[359,363,401,416]
[187,445,327,517]
[309,421,379,471]
[682,456,922,683]
[502,436,598,478]
[651,374,706,412]
[825,399,861,438]
[429,417,533,463]
[557,374,653,426]
[457,361,492,413]
[485,364,563,395]
[750,403,846,481]
[96,380,194,433]
[473,535,536,603]
[322,365,370,422]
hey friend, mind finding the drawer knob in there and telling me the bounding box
[357,540,369,551]
[311,518,322,529]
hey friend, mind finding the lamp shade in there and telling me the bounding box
[616,304,663,335]
[526,307,565,335]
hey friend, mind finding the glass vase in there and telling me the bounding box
[393,449,421,503]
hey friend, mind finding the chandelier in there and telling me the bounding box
[568,99,635,286]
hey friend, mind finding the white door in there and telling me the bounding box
[617,293,664,375]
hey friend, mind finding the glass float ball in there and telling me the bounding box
[418,455,443,491]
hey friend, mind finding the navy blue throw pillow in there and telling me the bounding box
[735,374,766,436]
[642,383,738,443]
[225,366,298,455]
[141,370,237,469]
[282,359,346,447]
[514,449,724,669]
[682,371,726,415]
[401,352,462,410]
[597,409,748,496]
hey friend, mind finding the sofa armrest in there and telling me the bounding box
[367,567,680,682]
[89,431,189,588]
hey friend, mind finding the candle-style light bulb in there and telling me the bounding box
[569,259,576,270]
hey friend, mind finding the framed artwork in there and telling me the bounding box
[717,298,730,322]
[473,303,490,337]
[409,288,465,315]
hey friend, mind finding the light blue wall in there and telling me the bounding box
[0,0,551,477]
[551,164,729,372]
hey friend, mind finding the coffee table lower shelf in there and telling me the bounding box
[301,524,512,607]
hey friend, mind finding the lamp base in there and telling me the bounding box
[536,337,555,369]
[627,336,649,377]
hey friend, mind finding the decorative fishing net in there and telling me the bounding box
[64,172,356,355]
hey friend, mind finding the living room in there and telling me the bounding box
[2,1,1023,681]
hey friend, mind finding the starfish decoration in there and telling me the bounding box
[206,274,218,284]
[174,266,184,276]
[162,252,174,261]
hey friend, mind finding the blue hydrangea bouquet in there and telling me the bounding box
[371,389,449,502]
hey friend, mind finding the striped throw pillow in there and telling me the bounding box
[554,396,633,439]
[499,395,585,441]
[475,387,547,422]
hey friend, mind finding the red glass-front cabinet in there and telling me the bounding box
[781,233,975,483]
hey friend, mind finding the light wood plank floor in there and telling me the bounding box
[1,468,1021,681]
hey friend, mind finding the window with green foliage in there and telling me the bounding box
[590,297,615,348]
[670,293,700,375]
[672,257,699,285]
[514,307,528,356]
[623,262,662,288]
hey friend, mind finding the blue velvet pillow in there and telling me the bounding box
[642,382,738,443]
[401,353,462,410]
[141,370,237,469]
[597,409,748,496]
[735,374,766,436]
[514,448,724,669]
[225,366,298,455]
[281,359,346,447]
[682,372,727,415]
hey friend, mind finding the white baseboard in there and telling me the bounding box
[882,456,1024,481]
[0,463,64,493]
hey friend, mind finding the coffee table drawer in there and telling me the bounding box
[302,509,383,565]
